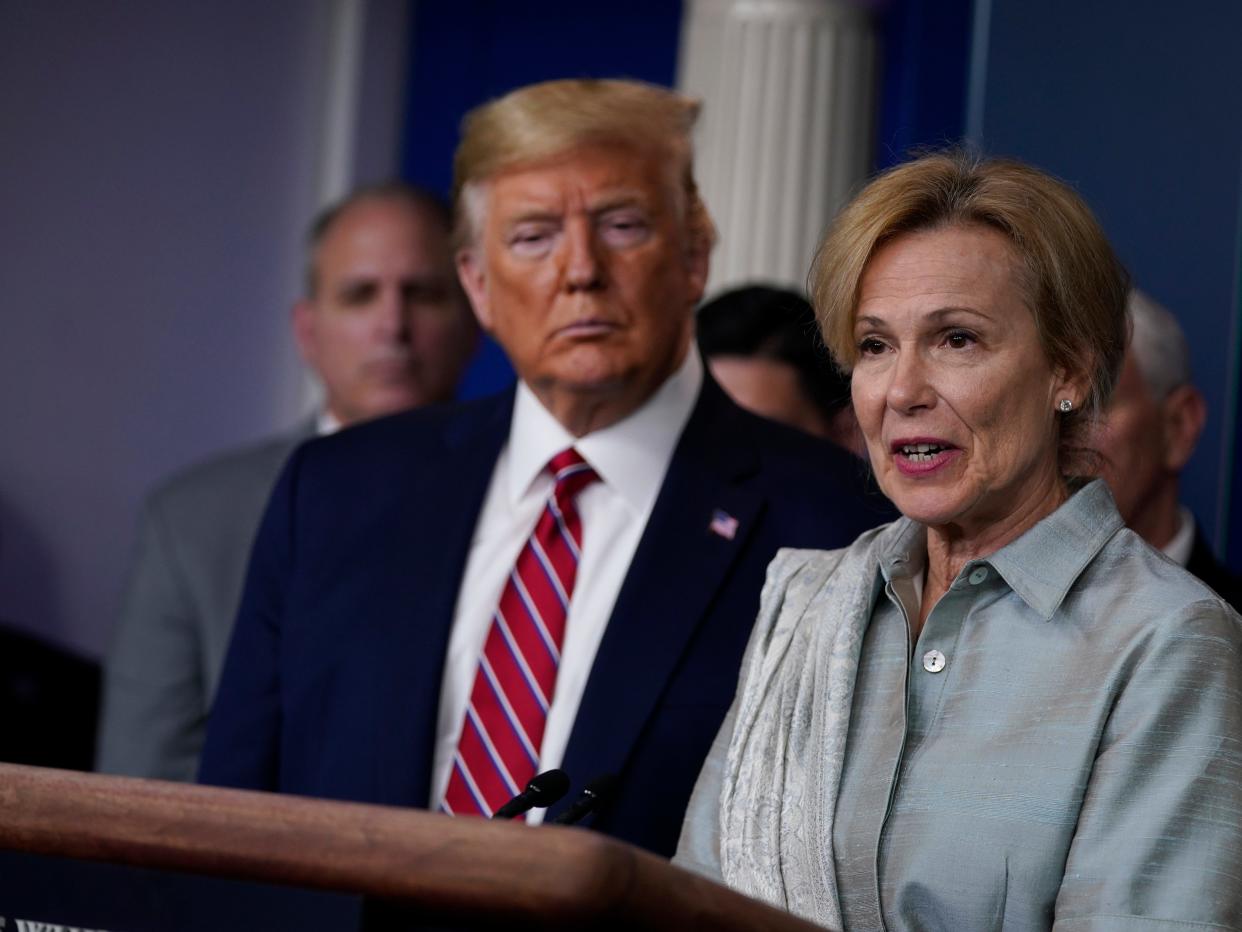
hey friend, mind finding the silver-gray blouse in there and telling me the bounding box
[676,480,1242,931]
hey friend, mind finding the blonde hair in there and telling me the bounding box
[810,150,1128,470]
[451,78,715,254]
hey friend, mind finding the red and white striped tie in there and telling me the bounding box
[442,448,598,818]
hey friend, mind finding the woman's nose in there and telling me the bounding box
[886,349,935,413]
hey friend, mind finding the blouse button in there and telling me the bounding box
[968,567,989,585]
[922,649,946,673]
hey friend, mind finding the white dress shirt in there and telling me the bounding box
[316,411,342,436]
[1161,505,1195,567]
[430,349,704,822]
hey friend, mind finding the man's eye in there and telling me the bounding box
[402,283,448,305]
[508,227,555,255]
[340,283,377,306]
[600,214,649,246]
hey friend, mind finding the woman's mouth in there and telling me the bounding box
[890,440,960,476]
[901,442,945,462]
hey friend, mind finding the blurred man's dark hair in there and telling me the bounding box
[698,285,860,452]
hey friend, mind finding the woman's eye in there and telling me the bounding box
[945,330,975,349]
[857,338,887,356]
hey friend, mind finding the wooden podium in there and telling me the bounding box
[0,763,824,931]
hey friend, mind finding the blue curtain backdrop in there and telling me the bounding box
[975,0,1242,566]
[874,0,972,169]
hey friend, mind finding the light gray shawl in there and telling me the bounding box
[719,522,901,928]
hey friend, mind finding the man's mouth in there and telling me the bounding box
[556,319,619,338]
[365,356,416,380]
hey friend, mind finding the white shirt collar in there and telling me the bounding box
[507,347,703,514]
[317,411,342,436]
[1161,505,1196,567]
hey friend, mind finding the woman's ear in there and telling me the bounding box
[1051,363,1092,414]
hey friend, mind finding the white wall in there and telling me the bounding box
[0,1,409,656]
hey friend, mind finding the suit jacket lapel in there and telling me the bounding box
[410,392,514,628]
[558,379,763,799]
[376,392,514,805]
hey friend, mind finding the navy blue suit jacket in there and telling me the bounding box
[200,377,889,857]
[1187,523,1242,613]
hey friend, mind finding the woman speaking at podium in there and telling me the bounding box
[676,151,1242,930]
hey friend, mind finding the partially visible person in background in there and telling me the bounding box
[97,182,478,781]
[1093,288,1240,610]
[697,285,863,455]
[1,621,100,770]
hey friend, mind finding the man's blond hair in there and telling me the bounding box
[451,78,715,253]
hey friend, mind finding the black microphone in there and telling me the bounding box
[552,774,618,826]
[493,768,571,820]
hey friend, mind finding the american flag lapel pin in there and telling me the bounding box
[708,508,739,541]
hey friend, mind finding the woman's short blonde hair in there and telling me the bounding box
[451,78,715,254]
[810,150,1128,467]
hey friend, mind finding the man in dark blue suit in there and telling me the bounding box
[199,78,887,859]
[1094,289,1241,610]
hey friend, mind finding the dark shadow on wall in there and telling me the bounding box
[0,490,100,770]
[0,489,61,642]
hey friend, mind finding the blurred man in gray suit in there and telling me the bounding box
[1095,288,1241,610]
[97,183,478,779]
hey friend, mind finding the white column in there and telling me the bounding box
[678,0,877,296]
[300,0,413,414]
[315,0,368,207]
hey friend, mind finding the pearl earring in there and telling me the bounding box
[1058,399,1074,413]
